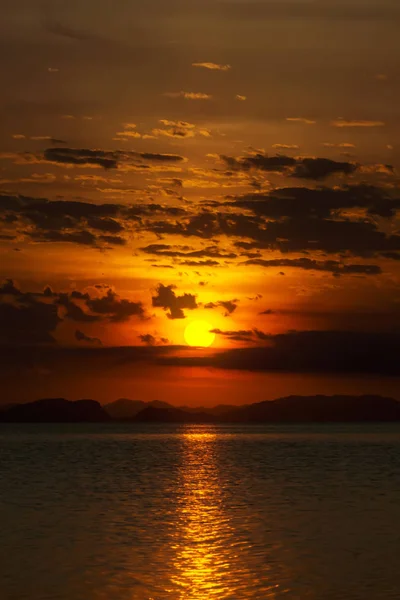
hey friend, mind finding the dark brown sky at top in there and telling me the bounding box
[0,0,399,404]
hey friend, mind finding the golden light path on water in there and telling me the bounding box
[167,427,281,599]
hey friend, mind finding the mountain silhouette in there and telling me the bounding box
[223,395,400,423]
[104,399,174,420]
[0,398,110,423]
[1,395,400,423]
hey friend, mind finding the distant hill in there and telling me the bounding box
[0,398,110,423]
[1,395,399,423]
[223,395,400,423]
[104,399,174,420]
[104,399,147,420]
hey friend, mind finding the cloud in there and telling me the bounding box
[140,244,236,260]
[210,328,255,342]
[145,202,400,258]
[138,334,169,346]
[272,144,300,150]
[75,330,102,345]
[235,95,247,101]
[12,135,67,144]
[86,289,145,322]
[192,62,231,71]
[139,152,185,162]
[0,279,21,295]
[243,257,382,276]
[0,281,61,344]
[164,92,213,100]
[0,193,190,248]
[286,117,316,125]
[331,119,385,128]
[292,158,357,179]
[158,330,400,376]
[44,147,119,169]
[204,300,238,316]
[0,281,145,347]
[152,284,197,319]
[152,120,211,140]
[221,153,358,179]
[226,184,400,220]
[323,143,356,149]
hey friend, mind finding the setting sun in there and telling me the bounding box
[184,321,216,348]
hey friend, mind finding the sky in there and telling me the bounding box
[0,0,399,405]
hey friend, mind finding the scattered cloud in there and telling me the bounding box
[331,119,385,128]
[138,334,169,346]
[204,300,238,316]
[75,330,102,345]
[272,144,299,150]
[243,257,382,276]
[286,117,316,125]
[152,284,197,319]
[192,62,231,71]
[221,153,358,179]
[164,92,212,100]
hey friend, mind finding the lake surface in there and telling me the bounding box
[1,424,400,599]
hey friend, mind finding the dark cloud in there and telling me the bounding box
[0,282,145,348]
[222,153,296,173]
[204,300,238,315]
[58,293,100,322]
[221,153,358,180]
[234,217,400,257]
[0,193,190,249]
[30,229,98,246]
[98,235,126,246]
[138,334,169,346]
[86,289,145,322]
[180,259,220,267]
[86,217,124,233]
[210,328,254,342]
[243,257,382,276]
[75,330,102,345]
[140,243,236,259]
[145,206,400,258]
[152,284,197,319]
[158,330,400,376]
[146,211,262,240]
[139,334,157,346]
[0,194,124,247]
[227,185,400,220]
[210,328,269,342]
[0,279,21,295]
[139,152,185,162]
[0,282,61,344]
[44,147,119,169]
[292,158,357,180]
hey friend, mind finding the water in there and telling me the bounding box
[1,424,400,600]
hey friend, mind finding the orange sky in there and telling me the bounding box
[0,0,399,404]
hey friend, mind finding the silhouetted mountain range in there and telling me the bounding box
[1,395,400,423]
[0,398,110,423]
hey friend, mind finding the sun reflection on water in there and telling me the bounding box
[169,426,280,599]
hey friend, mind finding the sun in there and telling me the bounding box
[184,320,216,348]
